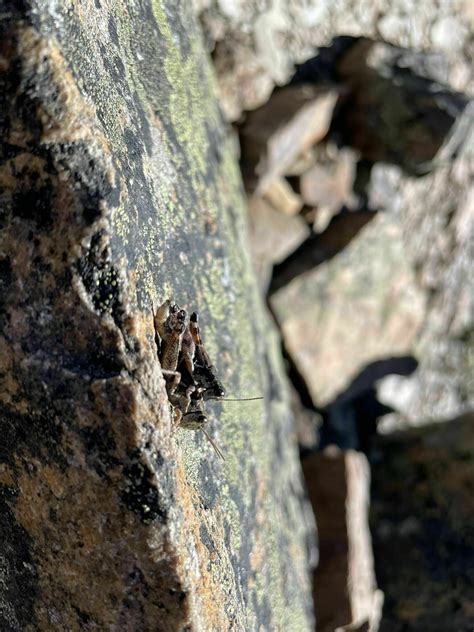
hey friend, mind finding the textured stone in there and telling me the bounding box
[194,0,473,120]
[303,448,382,632]
[431,16,468,52]
[300,145,358,230]
[271,212,426,407]
[371,413,474,631]
[270,208,377,296]
[262,176,303,216]
[248,195,309,290]
[0,2,315,630]
[286,148,317,177]
[368,103,474,425]
[240,84,338,194]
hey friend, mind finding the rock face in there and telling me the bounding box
[0,3,315,630]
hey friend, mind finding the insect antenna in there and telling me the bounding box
[215,396,263,402]
[201,428,225,461]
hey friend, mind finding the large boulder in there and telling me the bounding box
[0,3,315,630]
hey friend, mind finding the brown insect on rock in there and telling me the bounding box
[152,299,262,461]
[152,299,225,459]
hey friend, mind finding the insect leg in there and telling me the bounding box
[161,369,181,396]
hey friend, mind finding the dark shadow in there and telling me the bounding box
[370,412,474,632]
[330,356,418,406]
[319,355,418,454]
[290,35,357,85]
[292,36,468,174]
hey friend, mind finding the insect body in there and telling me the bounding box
[189,312,226,400]
[153,299,263,460]
[153,299,225,459]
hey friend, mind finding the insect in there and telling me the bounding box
[152,299,261,460]
[152,299,226,459]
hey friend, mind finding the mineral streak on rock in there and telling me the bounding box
[0,2,314,630]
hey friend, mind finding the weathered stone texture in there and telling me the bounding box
[0,2,315,630]
[370,102,474,424]
[303,448,382,632]
[271,211,426,408]
[194,0,473,120]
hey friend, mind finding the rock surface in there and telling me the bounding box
[248,195,309,291]
[303,448,382,632]
[271,211,426,408]
[370,102,474,425]
[0,2,315,630]
[300,145,358,230]
[194,0,473,120]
